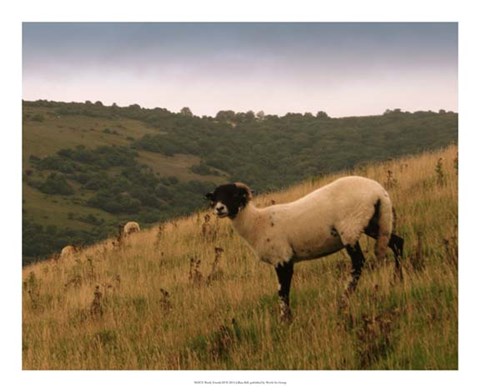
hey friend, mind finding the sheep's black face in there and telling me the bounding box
[205,183,252,219]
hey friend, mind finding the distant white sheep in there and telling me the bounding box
[123,221,140,236]
[206,176,404,322]
[60,245,78,259]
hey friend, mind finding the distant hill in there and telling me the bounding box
[22,100,458,264]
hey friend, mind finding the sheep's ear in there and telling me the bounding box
[205,192,214,201]
[235,185,252,206]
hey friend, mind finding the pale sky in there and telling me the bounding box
[22,22,457,117]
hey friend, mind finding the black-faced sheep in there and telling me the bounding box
[123,221,141,236]
[206,176,404,322]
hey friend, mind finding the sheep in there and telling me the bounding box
[123,221,140,236]
[205,176,404,322]
[60,245,78,259]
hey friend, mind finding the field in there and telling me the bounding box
[22,145,458,370]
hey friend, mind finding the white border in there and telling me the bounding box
[3,1,479,391]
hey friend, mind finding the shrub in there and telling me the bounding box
[37,173,75,196]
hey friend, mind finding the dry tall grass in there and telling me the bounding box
[22,145,458,370]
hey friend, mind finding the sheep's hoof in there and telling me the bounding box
[279,303,293,324]
[280,311,293,324]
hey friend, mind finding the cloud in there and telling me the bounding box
[22,22,458,117]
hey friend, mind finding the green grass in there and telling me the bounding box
[136,151,225,183]
[22,145,458,370]
[23,107,157,168]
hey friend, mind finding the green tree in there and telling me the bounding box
[180,107,193,117]
[38,173,75,195]
[215,110,236,122]
[316,111,329,119]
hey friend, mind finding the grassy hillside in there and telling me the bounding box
[22,100,457,264]
[22,102,227,264]
[22,145,458,370]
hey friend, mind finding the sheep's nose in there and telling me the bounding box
[216,205,225,213]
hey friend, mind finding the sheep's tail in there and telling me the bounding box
[374,193,394,263]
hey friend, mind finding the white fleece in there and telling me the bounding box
[231,176,393,266]
[60,245,77,258]
[123,221,141,235]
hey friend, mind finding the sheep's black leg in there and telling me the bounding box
[389,233,404,281]
[344,242,365,296]
[365,221,404,282]
[275,261,294,323]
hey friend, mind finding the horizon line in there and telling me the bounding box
[22,98,458,119]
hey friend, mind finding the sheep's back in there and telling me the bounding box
[277,176,390,251]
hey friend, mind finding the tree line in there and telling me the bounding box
[22,100,458,264]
